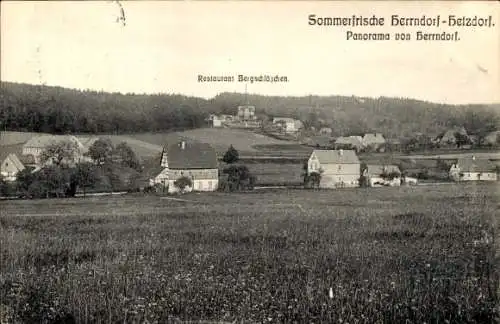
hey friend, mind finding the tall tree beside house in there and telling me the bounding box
[114,142,141,171]
[88,138,114,164]
[222,165,256,191]
[222,145,239,164]
[40,140,80,166]
[71,162,98,197]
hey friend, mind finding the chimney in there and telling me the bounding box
[339,149,343,156]
[180,141,186,150]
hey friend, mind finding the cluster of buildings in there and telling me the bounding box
[333,133,387,152]
[0,135,99,182]
[2,133,498,194]
[207,105,261,129]
[145,141,498,194]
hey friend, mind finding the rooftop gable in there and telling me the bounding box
[164,141,218,169]
[454,157,496,172]
[311,149,360,164]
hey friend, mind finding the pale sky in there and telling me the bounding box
[1,1,499,104]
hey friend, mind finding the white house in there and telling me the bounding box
[1,153,25,182]
[449,156,498,181]
[307,149,360,188]
[273,117,302,134]
[207,114,222,128]
[156,141,219,193]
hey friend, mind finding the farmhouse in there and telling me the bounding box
[362,133,386,150]
[158,141,219,193]
[273,117,303,134]
[22,135,86,165]
[436,127,469,147]
[362,164,401,187]
[0,153,25,182]
[449,156,498,181]
[307,149,360,188]
[334,136,364,152]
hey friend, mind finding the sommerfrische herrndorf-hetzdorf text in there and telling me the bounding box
[307,14,494,41]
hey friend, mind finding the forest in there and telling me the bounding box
[1,81,498,137]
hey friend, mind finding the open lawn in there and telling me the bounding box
[0,183,498,323]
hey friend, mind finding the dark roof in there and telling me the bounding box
[455,157,496,172]
[311,149,360,164]
[164,141,218,169]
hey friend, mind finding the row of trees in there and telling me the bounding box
[0,139,143,199]
[2,82,498,137]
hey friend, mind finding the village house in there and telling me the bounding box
[334,136,364,152]
[435,126,469,147]
[362,164,402,187]
[362,133,386,151]
[237,105,256,121]
[273,117,303,134]
[307,149,360,188]
[22,135,87,165]
[0,153,25,182]
[153,141,219,193]
[449,156,498,181]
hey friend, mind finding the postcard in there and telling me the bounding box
[1,1,499,323]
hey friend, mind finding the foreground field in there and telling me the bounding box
[0,184,499,323]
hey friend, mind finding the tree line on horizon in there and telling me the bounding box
[0,81,498,138]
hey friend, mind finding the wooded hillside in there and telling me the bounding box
[1,81,498,137]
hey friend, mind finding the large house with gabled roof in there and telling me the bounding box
[307,149,360,188]
[22,135,92,165]
[449,156,497,181]
[155,141,219,193]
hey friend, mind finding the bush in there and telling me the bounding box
[174,176,192,193]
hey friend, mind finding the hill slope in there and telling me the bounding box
[1,81,499,138]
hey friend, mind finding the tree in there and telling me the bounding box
[71,162,97,197]
[455,132,471,148]
[114,142,141,171]
[174,176,192,194]
[0,175,7,197]
[222,145,239,164]
[222,165,256,191]
[88,138,114,164]
[40,140,80,166]
[305,172,321,189]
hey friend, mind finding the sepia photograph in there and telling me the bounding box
[0,1,499,323]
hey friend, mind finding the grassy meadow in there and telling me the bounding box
[128,128,299,155]
[1,183,499,323]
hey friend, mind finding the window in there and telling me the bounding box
[338,165,342,171]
